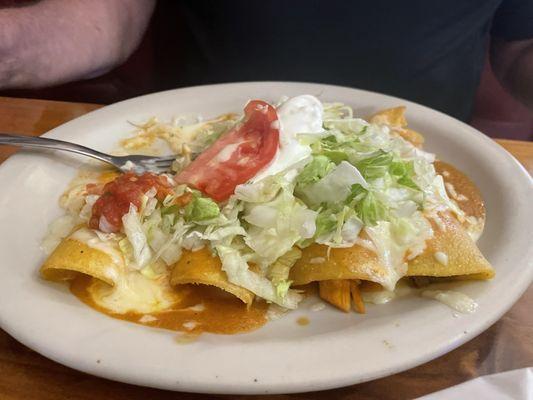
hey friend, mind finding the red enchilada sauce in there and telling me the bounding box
[70,275,268,335]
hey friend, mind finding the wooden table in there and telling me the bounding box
[0,96,531,400]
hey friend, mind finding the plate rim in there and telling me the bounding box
[0,81,531,395]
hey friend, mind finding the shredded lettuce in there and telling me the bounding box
[388,160,421,191]
[184,196,220,222]
[296,155,334,186]
[315,206,360,247]
[275,280,293,299]
[339,216,364,244]
[118,237,135,265]
[354,190,389,226]
[314,209,338,238]
[79,194,99,222]
[397,175,420,191]
[152,217,192,265]
[244,185,317,265]
[122,205,152,269]
[216,244,303,308]
[298,161,367,207]
[268,248,301,283]
[234,176,282,203]
[355,150,394,180]
[267,248,302,298]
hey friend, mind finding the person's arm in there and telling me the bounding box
[491,38,533,110]
[0,0,155,89]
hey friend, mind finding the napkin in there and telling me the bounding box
[416,368,532,400]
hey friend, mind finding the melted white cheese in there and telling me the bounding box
[360,280,415,304]
[89,271,177,314]
[182,321,198,331]
[434,251,449,266]
[70,228,124,268]
[41,215,78,255]
[364,222,408,290]
[361,290,396,305]
[138,314,157,323]
[310,301,326,312]
[421,290,478,313]
[266,304,289,321]
[252,95,324,182]
[186,303,205,312]
[465,215,484,242]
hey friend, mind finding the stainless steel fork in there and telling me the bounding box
[0,133,176,174]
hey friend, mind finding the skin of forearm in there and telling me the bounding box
[491,38,533,110]
[0,0,155,89]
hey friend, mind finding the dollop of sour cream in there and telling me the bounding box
[252,95,324,182]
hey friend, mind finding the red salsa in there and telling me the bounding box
[89,172,174,233]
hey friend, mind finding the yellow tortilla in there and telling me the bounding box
[291,212,493,287]
[171,248,255,305]
[290,243,387,286]
[42,229,184,315]
[370,106,425,148]
[406,212,494,280]
[370,106,408,127]
[40,238,120,286]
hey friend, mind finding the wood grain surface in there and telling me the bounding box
[0,96,531,400]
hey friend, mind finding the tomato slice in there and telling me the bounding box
[89,172,174,233]
[175,100,280,202]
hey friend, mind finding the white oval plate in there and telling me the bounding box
[0,82,531,395]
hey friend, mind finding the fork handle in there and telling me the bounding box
[0,133,114,166]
